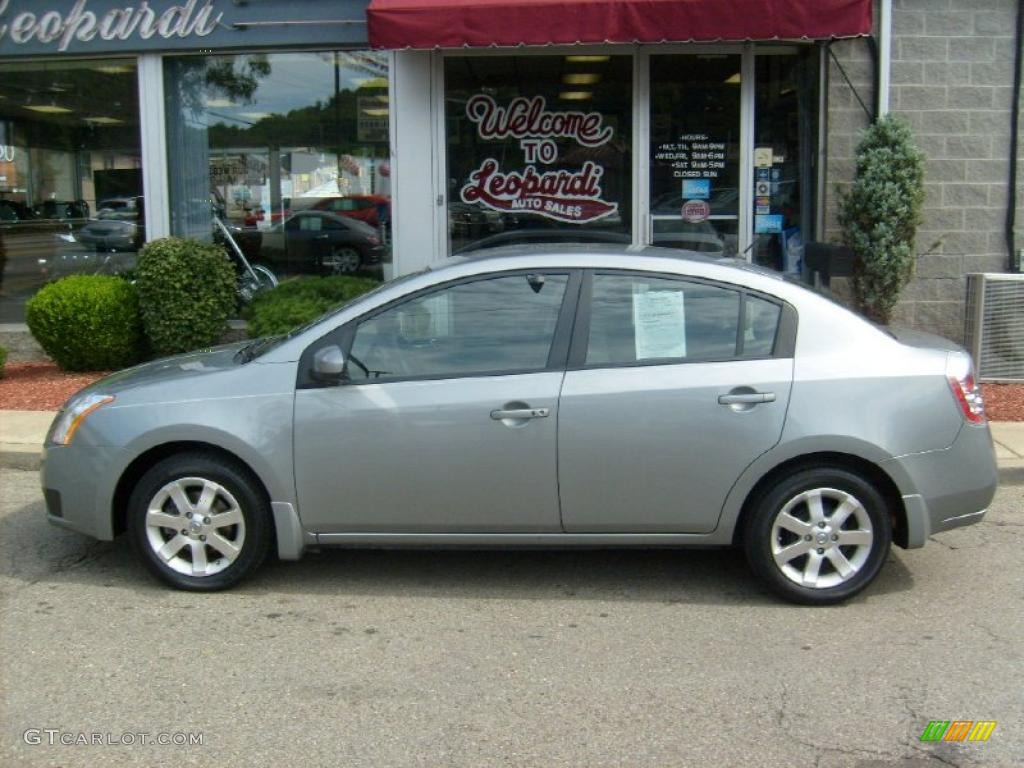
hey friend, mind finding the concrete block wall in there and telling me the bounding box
[825,0,1023,343]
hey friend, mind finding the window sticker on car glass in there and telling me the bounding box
[632,287,686,360]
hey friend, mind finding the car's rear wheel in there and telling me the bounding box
[323,246,361,274]
[744,467,892,605]
[128,454,271,591]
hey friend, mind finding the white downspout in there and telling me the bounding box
[877,0,892,117]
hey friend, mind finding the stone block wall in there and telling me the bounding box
[824,0,1023,343]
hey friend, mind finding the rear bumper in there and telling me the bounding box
[885,423,998,548]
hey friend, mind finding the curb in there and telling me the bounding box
[0,447,42,472]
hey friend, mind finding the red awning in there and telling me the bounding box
[367,0,872,49]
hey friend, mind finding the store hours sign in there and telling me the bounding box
[459,94,619,225]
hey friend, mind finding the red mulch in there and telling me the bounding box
[1,361,1023,420]
[980,383,1024,422]
[0,362,108,411]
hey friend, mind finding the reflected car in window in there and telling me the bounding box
[257,211,384,275]
[40,246,998,604]
[308,194,390,228]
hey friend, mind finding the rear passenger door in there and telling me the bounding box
[557,271,794,533]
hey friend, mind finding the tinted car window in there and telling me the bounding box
[586,274,741,365]
[348,273,568,381]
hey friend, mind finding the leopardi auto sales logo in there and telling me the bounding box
[459,94,618,225]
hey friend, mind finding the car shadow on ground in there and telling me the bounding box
[0,496,916,606]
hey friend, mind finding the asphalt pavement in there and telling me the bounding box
[1,468,1021,767]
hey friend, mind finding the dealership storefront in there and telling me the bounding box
[1,0,1018,347]
[0,0,866,324]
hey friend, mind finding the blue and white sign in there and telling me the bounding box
[755,214,784,234]
[681,178,710,200]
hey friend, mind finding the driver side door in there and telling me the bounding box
[292,270,579,533]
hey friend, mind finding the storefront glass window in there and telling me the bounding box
[649,54,742,258]
[0,59,142,322]
[164,52,391,282]
[445,55,632,254]
[752,50,819,274]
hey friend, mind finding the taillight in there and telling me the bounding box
[946,353,986,424]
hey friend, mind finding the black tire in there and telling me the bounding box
[128,453,272,591]
[743,467,892,605]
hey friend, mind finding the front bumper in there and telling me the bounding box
[41,443,129,540]
[885,422,999,548]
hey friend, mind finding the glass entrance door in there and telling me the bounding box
[649,53,742,258]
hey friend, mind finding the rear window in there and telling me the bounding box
[585,274,780,365]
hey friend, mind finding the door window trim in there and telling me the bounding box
[297,268,583,389]
[566,268,796,370]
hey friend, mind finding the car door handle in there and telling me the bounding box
[490,407,550,420]
[718,392,776,405]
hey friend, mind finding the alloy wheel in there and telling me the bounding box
[770,487,874,589]
[144,477,246,578]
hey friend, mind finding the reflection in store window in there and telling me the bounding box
[0,59,142,323]
[445,55,632,254]
[164,51,391,280]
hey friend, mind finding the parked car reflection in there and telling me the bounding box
[258,211,384,275]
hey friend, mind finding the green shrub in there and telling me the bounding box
[243,276,380,337]
[135,237,237,356]
[0,343,7,378]
[838,115,926,324]
[26,275,143,371]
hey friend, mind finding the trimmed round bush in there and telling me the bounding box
[26,275,143,371]
[243,276,380,337]
[135,237,237,356]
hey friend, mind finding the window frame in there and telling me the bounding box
[566,268,796,370]
[297,268,584,389]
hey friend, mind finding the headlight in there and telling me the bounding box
[49,394,115,445]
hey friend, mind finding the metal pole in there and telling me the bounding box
[877,0,892,118]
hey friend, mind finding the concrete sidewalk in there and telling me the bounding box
[2,409,1023,482]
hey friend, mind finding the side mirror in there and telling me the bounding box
[311,344,347,383]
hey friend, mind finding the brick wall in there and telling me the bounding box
[825,0,1023,343]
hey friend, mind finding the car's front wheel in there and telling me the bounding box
[744,467,892,605]
[128,453,271,591]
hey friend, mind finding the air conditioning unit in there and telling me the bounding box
[964,273,1024,381]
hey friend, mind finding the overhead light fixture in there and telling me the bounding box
[94,64,134,74]
[562,73,601,85]
[565,55,610,63]
[239,112,272,121]
[83,116,124,125]
[26,103,72,114]
[205,97,237,108]
[559,91,593,101]
[724,73,741,84]
[362,108,389,117]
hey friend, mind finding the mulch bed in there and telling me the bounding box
[980,383,1024,422]
[0,363,108,411]
[2,361,1023,419]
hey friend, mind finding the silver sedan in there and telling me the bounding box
[40,246,998,604]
